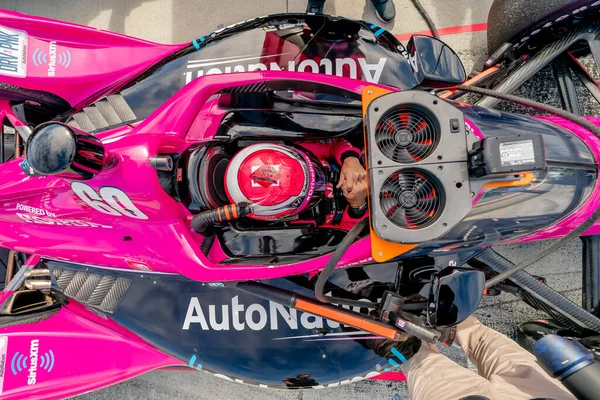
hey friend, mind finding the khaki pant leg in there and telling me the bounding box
[403,341,493,400]
[456,317,575,400]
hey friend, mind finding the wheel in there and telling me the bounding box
[487,0,595,55]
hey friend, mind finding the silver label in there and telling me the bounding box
[499,140,535,166]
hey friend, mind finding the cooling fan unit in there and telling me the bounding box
[375,108,439,164]
[380,169,444,229]
[366,91,473,244]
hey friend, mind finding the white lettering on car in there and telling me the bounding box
[182,296,376,332]
[71,182,148,220]
[0,25,27,77]
[27,339,38,386]
[184,57,388,84]
[16,213,112,229]
[47,41,56,77]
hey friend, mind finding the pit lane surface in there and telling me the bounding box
[0,0,584,398]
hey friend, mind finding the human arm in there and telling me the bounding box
[336,179,368,231]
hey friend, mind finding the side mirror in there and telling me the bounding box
[427,267,485,327]
[407,35,466,88]
[24,122,110,180]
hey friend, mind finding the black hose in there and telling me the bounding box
[411,0,439,39]
[200,234,216,256]
[191,203,251,234]
[447,85,600,288]
[314,218,378,308]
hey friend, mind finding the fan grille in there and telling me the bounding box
[379,169,444,229]
[374,107,439,164]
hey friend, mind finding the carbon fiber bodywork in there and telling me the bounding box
[53,267,131,313]
[478,20,600,109]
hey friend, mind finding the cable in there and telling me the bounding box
[446,85,600,288]
[411,0,439,39]
[314,218,378,308]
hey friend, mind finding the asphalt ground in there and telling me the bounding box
[0,1,590,399]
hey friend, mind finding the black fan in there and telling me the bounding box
[375,107,439,163]
[379,169,443,229]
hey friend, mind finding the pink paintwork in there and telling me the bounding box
[0,9,184,107]
[7,8,598,286]
[1,7,600,399]
[0,301,183,400]
[368,371,406,382]
[0,71,388,282]
[1,67,600,282]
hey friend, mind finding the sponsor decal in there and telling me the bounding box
[71,182,148,220]
[0,25,27,77]
[10,339,55,386]
[0,337,7,394]
[16,203,55,217]
[31,41,71,77]
[16,196,113,228]
[16,213,112,229]
[295,151,316,213]
[251,165,280,188]
[181,295,386,389]
[182,295,376,333]
[408,50,418,73]
[184,56,387,84]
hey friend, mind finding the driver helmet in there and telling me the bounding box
[225,143,327,220]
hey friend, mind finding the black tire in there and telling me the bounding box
[487,0,594,54]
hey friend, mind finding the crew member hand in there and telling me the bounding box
[337,157,366,193]
[343,179,368,208]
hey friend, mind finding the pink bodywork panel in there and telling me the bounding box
[0,8,600,281]
[0,71,392,282]
[1,69,600,281]
[0,301,183,400]
[0,9,184,107]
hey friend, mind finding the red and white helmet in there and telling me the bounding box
[225,143,325,220]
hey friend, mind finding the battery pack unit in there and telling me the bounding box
[469,134,545,178]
